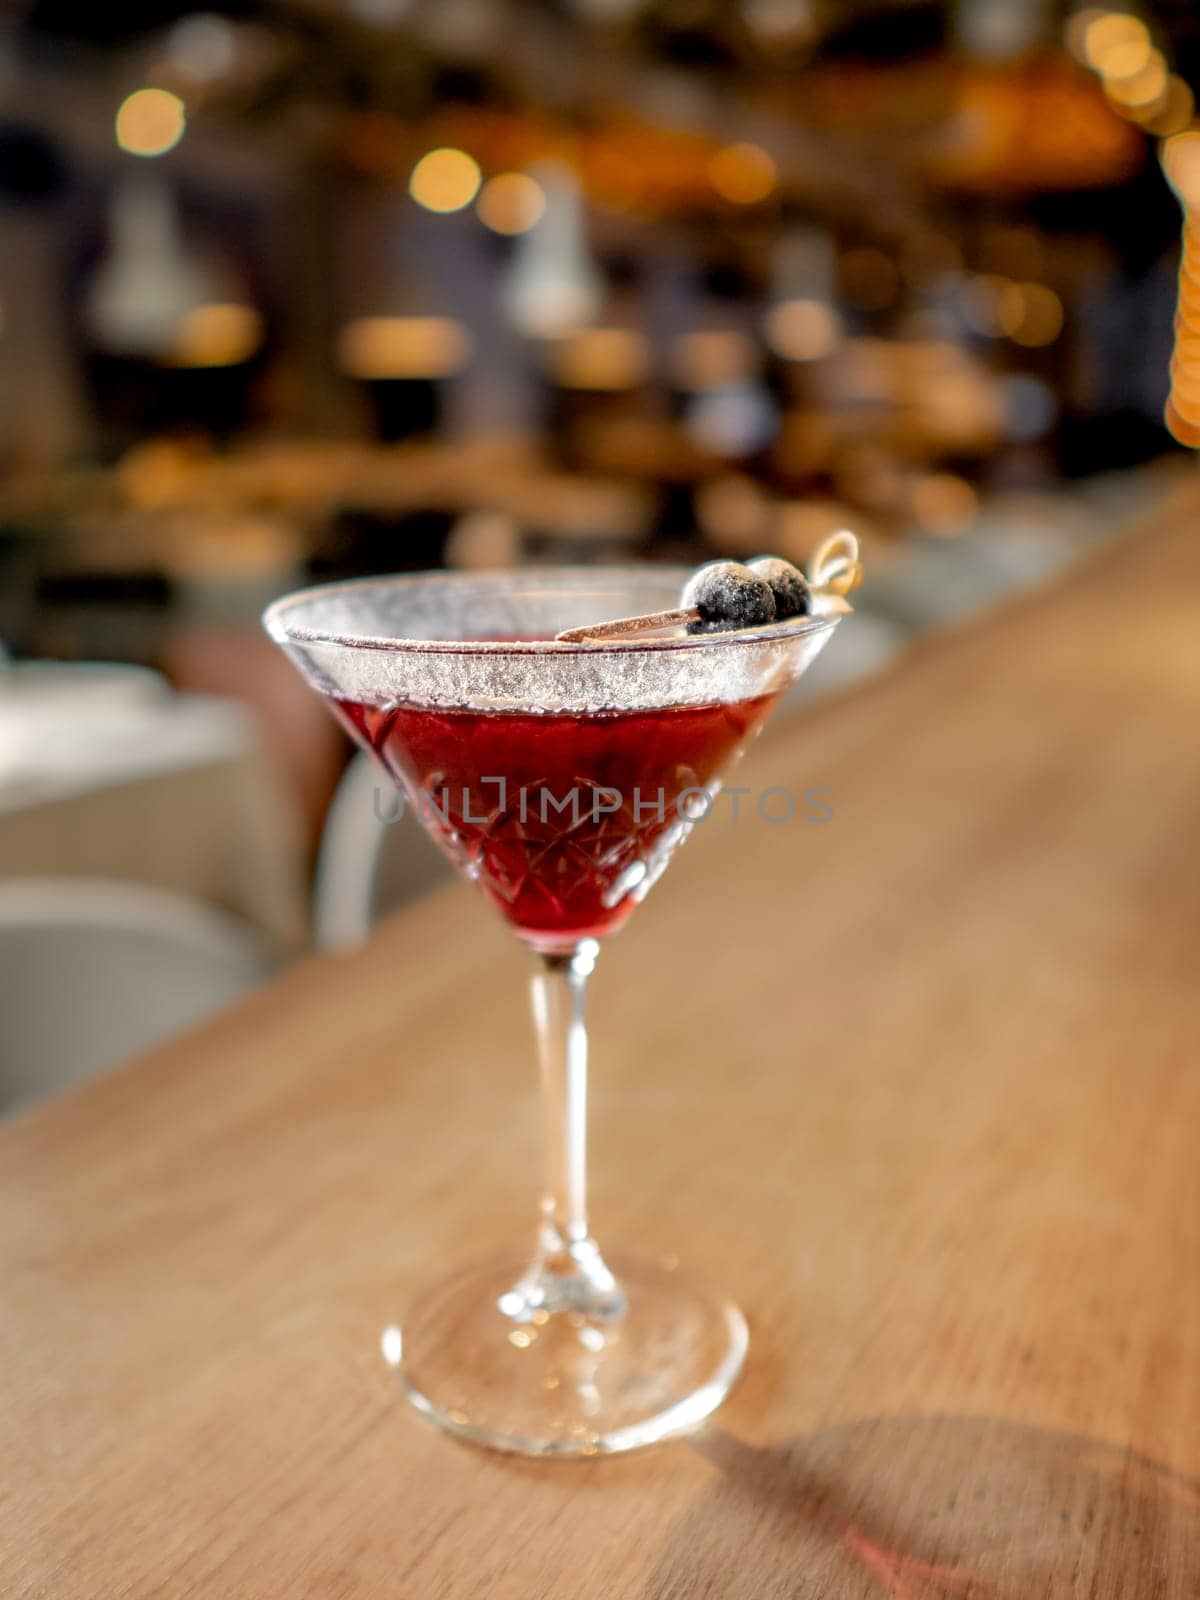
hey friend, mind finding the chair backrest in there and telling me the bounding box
[313,752,451,951]
[0,878,275,1113]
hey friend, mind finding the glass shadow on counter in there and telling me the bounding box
[644,1414,1200,1599]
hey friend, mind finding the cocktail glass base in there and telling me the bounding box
[384,1251,748,1457]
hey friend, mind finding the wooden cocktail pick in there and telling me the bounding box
[556,607,697,644]
[555,533,862,644]
[808,530,864,598]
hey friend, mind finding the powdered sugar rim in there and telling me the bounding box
[263,565,839,657]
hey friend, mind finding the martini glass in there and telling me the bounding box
[265,566,842,1455]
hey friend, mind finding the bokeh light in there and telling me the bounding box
[1167,190,1200,443]
[1104,49,1168,111]
[409,148,482,213]
[1169,365,1200,411]
[959,274,1012,337]
[1165,396,1200,447]
[166,14,237,82]
[1094,31,1153,80]
[115,89,186,157]
[1082,12,1150,74]
[763,298,841,361]
[685,382,778,456]
[1137,75,1194,135]
[695,474,772,550]
[477,172,546,235]
[551,328,649,389]
[444,510,521,570]
[912,473,978,536]
[337,316,473,378]
[958,275,1062,347]
[171,303,263,367]
[741,0,818,46]
[1063,7,1108,63]
[1008,284,1064,347]
[1162,132,1200,206]
[671,330,759,391]
[708,143,777,205]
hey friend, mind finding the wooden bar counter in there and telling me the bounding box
[3,515,1199,1596]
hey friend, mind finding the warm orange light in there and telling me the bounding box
[409,148,481,213]
[1083,12,1150,73]
[695,475,771,548]
[477,172,545,235]
[670,330,759,390]
[1162,131,1200,205]
[1168,362,1200,407]
[337,316,473,379]
[742,0,819,46]
[1165,395,1200,447]
[1169,229,1200,442]
[551,328,649,389]
[912,473,978,536]
[708,143,777,205]
[1104,49,1168,111]
[763,298,841,362]
[115,88,186,157]
[445,510,521,571]
[1063,7,1108,63]
[959,274,1012,337]
[995,281,1028,339]
[1100,38,1154,78]
[1171,335,1200,372]
[1009,284,1064,347]
[170,303,263,367]
[959,275,1062,347]
[1137,75,1194,135]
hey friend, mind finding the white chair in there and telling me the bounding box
[0,878,275,1114]
[313,753,452,951]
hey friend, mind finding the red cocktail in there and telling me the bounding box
[264,562,849,1457]
[334,693,777,952]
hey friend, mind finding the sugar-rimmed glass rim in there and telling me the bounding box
[262,566,840,657]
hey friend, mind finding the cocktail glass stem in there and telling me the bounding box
[512,939,625,1322]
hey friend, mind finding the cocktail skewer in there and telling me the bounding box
[555,532,862,643]
[809,530,864,597]
[556,607,697,643]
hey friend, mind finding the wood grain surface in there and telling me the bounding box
[4,512,1200,1598]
